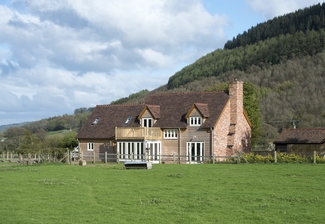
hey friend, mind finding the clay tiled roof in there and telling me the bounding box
[144,91,229,128]
[77,104,145,139]
[274,128,325,144]
[77,91,230,139]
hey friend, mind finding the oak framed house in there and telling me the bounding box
[76,80,252,163]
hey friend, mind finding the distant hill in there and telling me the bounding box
[0,122,29,132]
[224,3,325,49]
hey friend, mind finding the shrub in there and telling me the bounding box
[241,152,322,163]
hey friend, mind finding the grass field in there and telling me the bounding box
[0,163,324,224]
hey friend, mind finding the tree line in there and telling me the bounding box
[224,3,325,49]
[0,108,93,156]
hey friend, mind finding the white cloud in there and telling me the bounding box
[0,0,229,125]
[246,0,323,19]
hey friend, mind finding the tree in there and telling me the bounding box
[18,131,41,155]
[60,131,78,150]
[3,127,27,151]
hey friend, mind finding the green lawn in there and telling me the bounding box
[0,163,324,223]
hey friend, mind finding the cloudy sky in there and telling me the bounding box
[0,0,323,125]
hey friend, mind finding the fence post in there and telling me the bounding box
[274,151,277,163]
[93,151,96,164]
[27,153,31,165]
[159,152,162,164]
[314,151,316,164]
[81,151,83,161]
[117,151,120,164]
[173,153,176,164]
[105,152,107,164]
[237,152,240,164]
[188,150,191,164]
[67,149,70,164]
[10,152,13,162]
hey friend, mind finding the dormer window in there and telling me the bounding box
[190,117,202,126]
[142,118,153,127]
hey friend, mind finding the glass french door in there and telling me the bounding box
[187,142,204,162]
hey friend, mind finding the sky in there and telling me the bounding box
[0,0,323,126]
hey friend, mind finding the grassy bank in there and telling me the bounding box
[0,163,324,223]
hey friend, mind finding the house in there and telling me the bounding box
[76,80,252,163]
[274,128,325,156]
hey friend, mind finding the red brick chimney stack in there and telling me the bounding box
[229,80,244,125]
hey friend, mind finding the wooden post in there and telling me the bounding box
[67,149,70,164]
[188,149,191,164]
[117,151,120,164]
[6,151,9,160]
[28,153,31,165]
[93,151,96,164]
[173,153,176,164]
[314,151,316,164]
[81,151,83,161]
[10,152,13,162]
[159,152,162,164]
[105,152,107,164]
[274,151,277,163]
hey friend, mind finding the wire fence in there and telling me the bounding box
[79,151,242,164]
[1,150,324,165]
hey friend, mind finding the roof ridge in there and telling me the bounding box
[148,90,225,97]
[97,103,145,107]
[146,104,160,107]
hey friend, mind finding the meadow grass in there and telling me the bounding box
[0,163,324,223]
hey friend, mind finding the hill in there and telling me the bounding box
[0,122,29,132]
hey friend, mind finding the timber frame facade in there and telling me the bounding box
[76,80,252,163]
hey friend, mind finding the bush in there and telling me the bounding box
[241,152,324,163]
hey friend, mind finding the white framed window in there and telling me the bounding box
[87,142,94,151]
[189,117,202,126]
[142,118,153,127]
[164,129,178,139]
